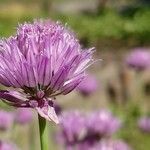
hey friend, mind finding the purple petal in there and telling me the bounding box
[49,66,69,91]
[0,91,24,103]
[37,56,52,86]
[61,74,85,95]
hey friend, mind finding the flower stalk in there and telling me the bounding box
[38,114,49,150]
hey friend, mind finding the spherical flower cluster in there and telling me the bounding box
[58,110,121,149]
[138,116,150,133]
[125,48,150,71]
[0,110,14,131]
[15,108,33,125]
[0,20,94,123]
[87,110,121,137]
[77,75,98,96]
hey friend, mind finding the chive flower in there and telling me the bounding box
[125,48,150,71]
[86,110,121,138]
[58,110,121,149]
[0,20,94,123]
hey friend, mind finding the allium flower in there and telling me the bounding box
[57,110,122,150]
[0,110,14,131]
[15,108,32,125]
[125,48,150,70]
[59,111,86,144]
[0,141,18,150]
[77,74,98,96]
[0,20,94,123]
[87,110,121,137]
[138,116,150,133]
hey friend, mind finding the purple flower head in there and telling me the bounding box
[138,116,150,133]
[0,20,94,123]
[0,110,14,131]
[77,74,98,96]
[125,48,150,70]
[59,111,86,144]
[15,108,33,125]
[0,141,18,150]
[94,139,132,150]
[87,110,121,137]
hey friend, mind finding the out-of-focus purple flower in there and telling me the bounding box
[57,110,122,150]
[59,111,86,144]
[0,20,94,123]
[87,110,121,137]
[125,48,150,70]
[138,117,150,133]
[0,141,18,150]
[93,139,132,150]
[77,75,98,96]
[15,108,33,125]
[0,110,14,131]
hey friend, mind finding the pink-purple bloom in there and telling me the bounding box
[0,110,14,131]
[125,48,150,70]
[138,116,150,133]
[58,110,121,149]
[15,108,33,125]
[0,20,94,123]
[86,110,121,137]
[77,75,98,96]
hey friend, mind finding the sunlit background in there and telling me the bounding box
[0,0,150,150]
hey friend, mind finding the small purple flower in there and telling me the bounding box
[86,110,121,137]
[0,110,14,131]
[0,141,18,150]
[138,116,150,133]
[59,111,86,144]
[0,20,94,123]
[15,108,33,125]
[57,110,122,150]
[125,48,150,70]
[77,74,98,96]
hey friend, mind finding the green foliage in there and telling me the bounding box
[53,9,150,45]
[0,8,150,45]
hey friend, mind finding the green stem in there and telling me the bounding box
[38,114,49,150]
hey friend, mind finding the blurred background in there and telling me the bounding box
[0,0,150,150]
